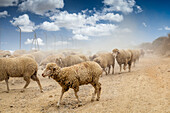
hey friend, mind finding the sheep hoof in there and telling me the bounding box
[91,99,94,102]
[96,98,100,101]
[40,90,44,93]
[57,105,60,108]
[20,90,25,93]
[6,91,9,93]
[78,102,82,107]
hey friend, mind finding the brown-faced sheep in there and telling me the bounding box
[0,57,43,93]
[93,53,115,75]
[42,61,102,107]
[56,55,84,68]
[112,49,132,73]
[40,54,65,70]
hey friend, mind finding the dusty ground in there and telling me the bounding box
[0,55,169,113]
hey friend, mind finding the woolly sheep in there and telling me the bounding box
[0,57,43,93]
[93,52,115,75]
[0,50,11,57]
[21,54,35,60]
[129,49,141,67]
[13,50,27,57]
[89,51,108,61]
[112,49,132,73]
[31,51,46,64]
[77,54,89,61]
[56,55,84,68]
[40,54,64,70]
[42,61,102,107]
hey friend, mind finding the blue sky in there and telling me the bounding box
[0,0,170,51]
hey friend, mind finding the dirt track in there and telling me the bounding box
[0,55,169,113]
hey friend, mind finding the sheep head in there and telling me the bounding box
[42,63,61,78]
[112,48,119,57]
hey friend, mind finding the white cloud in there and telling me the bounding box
[38,21,60,31]
[135,5,143,13]
[49,11,123,31]
[73,24,118,37]
[142,22,147,27]
[165,26,170,30]
[103,0,136,13]
[0,11,10,18]
[19,0,64,15]
[0,0,18,7]
[10,14,35,32]
[52,41,69,46]
[72,34,89,40]
[50,11,86,29]
[25,38,45,46]
[100,13,123,22]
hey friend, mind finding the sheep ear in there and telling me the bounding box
[59,58,62,63]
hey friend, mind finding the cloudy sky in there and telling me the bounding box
[0,0,170,51]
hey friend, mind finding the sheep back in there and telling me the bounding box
[0,57,38,81]
[57,61,102,87]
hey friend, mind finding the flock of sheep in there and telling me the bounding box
[0,48,145,107]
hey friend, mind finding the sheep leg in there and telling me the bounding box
[123,64,127,70]
[57,88,66,107]
[74,89,81,104]
[104,68,108,75]
[128,62,132,72]
[91,86,97,102]
[91,82,101,101]
[22,76,30,92]
[119,64,122,74]
[112,64,115,74]
[5,78,9,93]
[96,82,101,101]
[108,65,111,75]
[31,75,43,93]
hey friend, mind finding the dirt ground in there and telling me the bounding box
[0,55,169,113]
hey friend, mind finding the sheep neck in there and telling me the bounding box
[51,71,61,81]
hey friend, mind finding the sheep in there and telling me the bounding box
[0,57,43,93]
[56,55,84,68]
[0,50,11,57]
[40,54,64,70]
[128,49,139,67]
[112,48,132,73]
[140,49,145,57]
[77,54,89,61]
[42,61,102,107]
[93,52,115,75]
[89,51,108,61]
[21,54,35,60]
[31,51,46,64]
[13,50,27,57]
